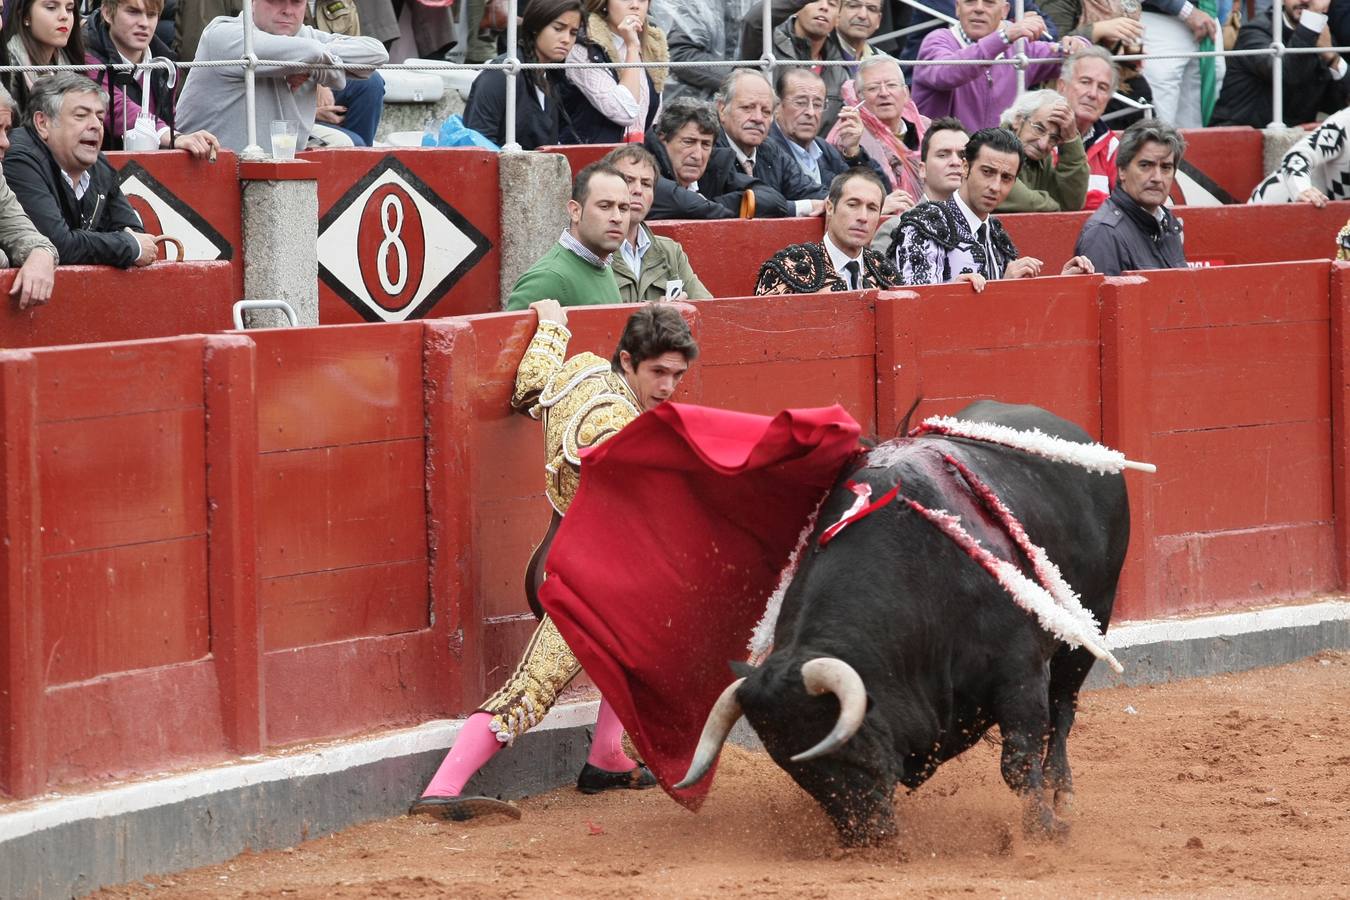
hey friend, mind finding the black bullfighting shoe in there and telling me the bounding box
[575,762,659,794]
[407,795,522,822]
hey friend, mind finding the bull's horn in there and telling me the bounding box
[790,658,868,763]
[673,677,746,789]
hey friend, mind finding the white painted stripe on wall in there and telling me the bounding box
[3,599,1348,845]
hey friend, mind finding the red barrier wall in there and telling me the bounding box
[107,150,244,297]
[301,148,501,325]
[537,144,622,178]
[5,262,1350,798]
[0,263,236,348]
[1175,127,1266,204]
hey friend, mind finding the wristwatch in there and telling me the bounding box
[998,22,1012,42]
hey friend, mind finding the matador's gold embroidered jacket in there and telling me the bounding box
[511,319,642,514]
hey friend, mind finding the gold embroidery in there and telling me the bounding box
[482,616,583,744]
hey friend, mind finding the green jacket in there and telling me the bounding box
[998,134,1089,213]
[505,242,622,310]
[610,225,713,303]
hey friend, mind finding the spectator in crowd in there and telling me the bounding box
[5,74,157,269]
[302,1,387,148]
[1138,0,1228,128]
[410,301,696,824]
[770,0,851,130]
[355,0,402,50]
[912,0,1087,132]
[83,0,220,156]
[898,0,1060,65]
[871,116,967,254]
[1212,0,1348,127]
[1074,118,1187,274]
[176,0,387,153]
[755,166,900,293]
[1038,0,1152,130]
[768,67,886,189]
[665,0,753,104]
[739,0,808,61]
[1249,106,1350,205]
[460,0,582,149]
[0,0,89,114]
[837,0,884,61]
[644,97,793,219]
[827,55,928,210]
[602,144,712,302]
[0,83,57,309]
[561,0,667,144]
[892,127,1094,289]
[1057,47,1120,210]
[505,161,627,310]
[716,69,826,216]
[997,88,1088,212]
[177,0,240,60]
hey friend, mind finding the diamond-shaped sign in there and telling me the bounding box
[318,156,491,323]
[117,161,233,261]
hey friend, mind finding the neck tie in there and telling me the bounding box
[741,156,755,177]
[976,223,999,279]
[843,260,861,291]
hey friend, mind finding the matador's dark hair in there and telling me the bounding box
[612,303,699,372]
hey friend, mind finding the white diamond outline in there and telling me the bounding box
[119,173,227,261]
[317,168,479,323]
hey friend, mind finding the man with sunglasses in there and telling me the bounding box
[996,88,1089,212]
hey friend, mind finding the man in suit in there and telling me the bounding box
[766,67,887,189]
[644,97,793,220]
[715,69,827,216]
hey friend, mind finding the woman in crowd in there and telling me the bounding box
[560,0,667,143]
[0,0,88,113]
[464,0,584,149]
[83,0,219,157]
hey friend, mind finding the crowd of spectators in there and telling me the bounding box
[1,0,1349,309]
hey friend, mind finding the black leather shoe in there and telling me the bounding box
[408,795,522,822]
[576,763,659,794]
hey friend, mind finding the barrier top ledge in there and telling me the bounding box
[238,159,319,181]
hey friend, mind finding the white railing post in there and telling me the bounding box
[1268,9,1285,128]
[240,0,265,160]
[1015,0,1027,96]
[762,0,776,74]
[502,0,522,151]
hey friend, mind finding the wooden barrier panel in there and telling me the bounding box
[648,218,823,298]
[301,148,500,325]
[536,144,623,178]
[108,150,244,298]
[1175,127,1266,204]
[1103,261,1337,620]
[0,262,236,349]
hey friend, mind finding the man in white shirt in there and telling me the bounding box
[754,167,900,294]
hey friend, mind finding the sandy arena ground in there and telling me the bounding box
[94,653,1350,899]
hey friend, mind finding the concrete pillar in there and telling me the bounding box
[1261,126,1306,180]
[239,161,320,328]
[498,151,571,307]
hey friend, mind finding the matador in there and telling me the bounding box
[409,299,698,822]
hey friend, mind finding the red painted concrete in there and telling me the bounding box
[537,143,623,178]
[4,262,1349,798]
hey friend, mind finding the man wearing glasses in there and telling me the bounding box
[767,68,888,189]
[996,89,1089,212]
[837,0,884,61]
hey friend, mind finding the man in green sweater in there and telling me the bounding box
[603,145,713,304]
[506,162,629,310]
[995,89,1090,214]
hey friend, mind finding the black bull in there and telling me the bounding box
[677,401,1130,845]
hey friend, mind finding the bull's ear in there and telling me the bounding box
[729,660,756,678]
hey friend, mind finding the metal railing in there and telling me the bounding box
[10,0,1342,154]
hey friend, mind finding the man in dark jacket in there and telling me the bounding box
[643,97,793,220]
[766,67,886,188]
[1074,118,1187,276]
[4,74,156,269]
[1212,0,1349,127]
[666,0,754,104]
[716,69,827,216]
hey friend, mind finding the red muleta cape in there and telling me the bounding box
[538,402,862,810]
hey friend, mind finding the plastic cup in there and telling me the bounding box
[270,120,298,160]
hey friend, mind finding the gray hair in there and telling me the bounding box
[657,96,720,141]
[0,83,16,116]
[853,53,904,96]
[716,68,774,108]
[999,89,1064,128]
[23,73,109,128]
[1059,45,1121,95]
[1117,117,1186,169]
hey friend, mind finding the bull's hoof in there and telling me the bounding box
[1021,802,1070,842]
[835,810,899,847]
[1053,789,1075,818]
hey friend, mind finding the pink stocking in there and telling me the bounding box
[586,697,638,772]
[420,712,502,798]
